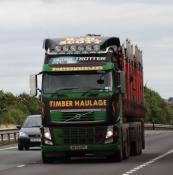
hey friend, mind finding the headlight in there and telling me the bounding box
[19,131,28,137]
[55,45,62,52]
[106,126,113,139]
[44,127,52,140]
[105,126,114,144]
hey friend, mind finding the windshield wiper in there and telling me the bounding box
[82,88,105,97]
[51,87,79,97]
[63,111,94,122]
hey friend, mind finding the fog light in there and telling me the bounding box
[45,140,53,145]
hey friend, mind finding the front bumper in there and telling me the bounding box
[18,137,41,147]
[42,143,120,157]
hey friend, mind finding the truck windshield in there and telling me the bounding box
[42,72,113,93]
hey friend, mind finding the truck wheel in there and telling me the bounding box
[42,151,53,163]
[123,131,130,159]
[114,135,123,162]
[108,144,123,162]
[56,156,71,163]
[25,146,29,150]
[115,148,123,162]
[123,143,130,160]
[131,140,142,156]
[137,140,142,155]
[130,141,137,156]
[18,145,23,151]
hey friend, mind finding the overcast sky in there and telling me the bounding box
[0,0,173,98]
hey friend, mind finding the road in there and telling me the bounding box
[0,130,173,175]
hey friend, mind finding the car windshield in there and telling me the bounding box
[42,71,113,93]
[22,116,41,128]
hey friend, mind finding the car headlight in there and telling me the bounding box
[19,131,28,137]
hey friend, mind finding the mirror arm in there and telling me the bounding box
[37,88,42,93]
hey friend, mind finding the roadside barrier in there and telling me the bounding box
[144,123,173,130]
[0,124,172,146]
[0,129,18,145]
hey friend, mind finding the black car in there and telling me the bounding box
[17,115,41,150]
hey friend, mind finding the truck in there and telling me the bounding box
[30,35,145,163]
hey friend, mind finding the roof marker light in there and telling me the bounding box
[55,46,62,52]
[93,44,100,52]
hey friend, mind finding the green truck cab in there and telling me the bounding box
[30,35,144,163]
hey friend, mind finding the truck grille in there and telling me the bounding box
[63,127,106,145]
[62,112,94,122]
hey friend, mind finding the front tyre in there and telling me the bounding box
[18,144,23,151]
[107,148,123,162]
[42,151,53,163]
[107,139,123,162]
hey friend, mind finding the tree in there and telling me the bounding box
[0,91,40,125]
[144,86,173,124]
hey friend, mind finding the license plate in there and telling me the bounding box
[70,145,88,150]
[30,138,41,142]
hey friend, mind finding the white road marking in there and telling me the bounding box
[0,146,17,151]
[17,165,25,168]
[122,148,173,175]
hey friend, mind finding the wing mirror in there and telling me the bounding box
[29,74,38,96]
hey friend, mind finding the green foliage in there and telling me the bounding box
[144,86,173,124]
[1,87,173,125]
[18,93,40,115]
[0,91,40,125]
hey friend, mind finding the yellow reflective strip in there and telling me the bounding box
[52,66,103,71]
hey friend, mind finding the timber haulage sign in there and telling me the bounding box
[49,99,107,109]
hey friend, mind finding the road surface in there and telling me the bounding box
[0,130,173,175]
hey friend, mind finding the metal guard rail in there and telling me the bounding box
[0,128,18,145]
[0,124,172,145]
[144,123,173,130]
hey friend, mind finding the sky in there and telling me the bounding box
[0,0,173,99]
